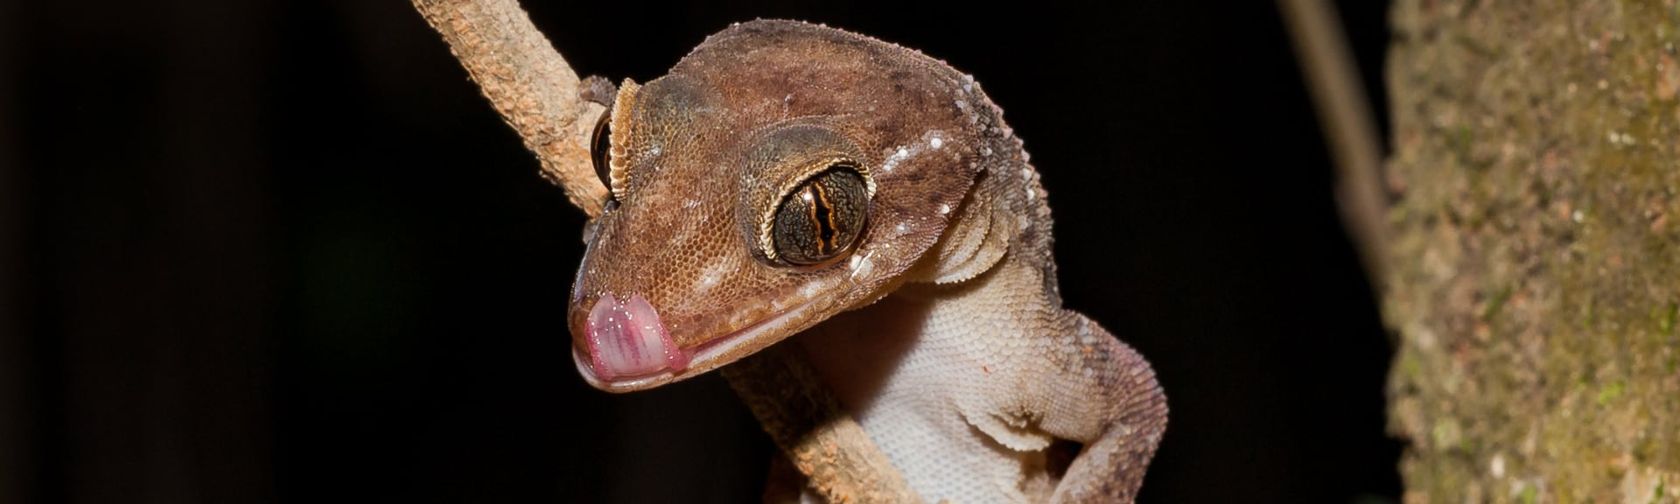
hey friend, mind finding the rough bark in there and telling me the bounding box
[1385,1,1680,502]
[411,0,608,217]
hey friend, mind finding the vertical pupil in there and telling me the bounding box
[770,166,867,266]
[807,182,836,253]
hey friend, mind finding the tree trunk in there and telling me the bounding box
[1384,1,1680,502]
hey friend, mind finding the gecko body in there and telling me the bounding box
[565,20,1166,503]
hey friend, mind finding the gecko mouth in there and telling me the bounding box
[572,294,828,393]
[578,293,691,382]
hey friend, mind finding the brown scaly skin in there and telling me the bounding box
[567,20,1166,502]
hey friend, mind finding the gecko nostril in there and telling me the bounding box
[581,293,690,381]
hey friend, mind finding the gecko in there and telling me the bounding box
[563,20,1166,503]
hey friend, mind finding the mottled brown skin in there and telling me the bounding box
[568,20,983,388]
[567,20,1166,503]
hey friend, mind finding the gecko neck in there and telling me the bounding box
[799,250,1049,409]
[794,252,1066,501]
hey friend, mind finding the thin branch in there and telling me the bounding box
[408,1,918,499]
[723,346,925,504]
[1277,0,1389,285]
[412,0,608,216]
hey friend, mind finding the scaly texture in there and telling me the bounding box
[412,4,917,498]
[563,20,1167,502]
[722,346,923,504]
[1386,1,1680,502]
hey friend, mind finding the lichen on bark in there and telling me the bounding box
[1386,0,1680,502]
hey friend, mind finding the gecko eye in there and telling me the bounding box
[589,106,614,198]
[770,164,869,266]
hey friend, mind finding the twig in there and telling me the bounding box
[1276,0,1389,284]
[408,1,918,499]
[723,346,925,503]
[412,0,608,216]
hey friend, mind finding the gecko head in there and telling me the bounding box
[566,20,995,392]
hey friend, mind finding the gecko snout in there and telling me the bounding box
[579,293,691,381]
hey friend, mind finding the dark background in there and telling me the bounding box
[1,1,1399,502]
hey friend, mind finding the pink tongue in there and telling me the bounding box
[585,293,689,380]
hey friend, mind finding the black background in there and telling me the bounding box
[1,1,1400,502]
